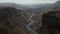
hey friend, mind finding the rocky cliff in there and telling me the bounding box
[40,11,60,34]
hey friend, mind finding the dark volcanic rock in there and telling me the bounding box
[40,11,60,34]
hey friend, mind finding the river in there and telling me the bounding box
[25,13,38,34]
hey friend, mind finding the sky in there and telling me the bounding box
[0,0,58,4]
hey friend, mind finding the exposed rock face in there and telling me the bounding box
[0,7,27,34]
[40,11,60,34]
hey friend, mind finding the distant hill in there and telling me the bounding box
[0,3,52,10]
[46,1,60,9]
[24,3,51,9]
[0,3,29,10]
[52,1,60,7]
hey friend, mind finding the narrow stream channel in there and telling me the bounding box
[25,13,38,34]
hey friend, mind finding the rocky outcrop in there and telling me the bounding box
[40,11,60,34]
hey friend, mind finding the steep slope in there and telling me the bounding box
[40,11,60,34]
[0,7,27,34]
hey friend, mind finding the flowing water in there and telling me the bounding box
[25,13,38,34]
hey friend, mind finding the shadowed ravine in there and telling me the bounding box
[25,13,38,34]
